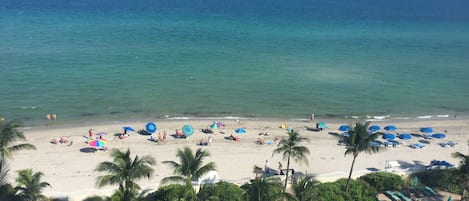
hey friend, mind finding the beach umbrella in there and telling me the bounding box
[123,126,135,132]
[384,125,397,131]
[96,131,107,136]
[210,123,219,129]
[369,125,381,131]
[182,125,194,136]
[382,133,396,140]
[317,121,328,129]
[338,125,350,131]
[145,122,157,133]
[432,133,446,139]
[420,127,433,133]
[217,122,223,128]
[235,128,246,134]
[88,139,107,147]
[398,134,412,140]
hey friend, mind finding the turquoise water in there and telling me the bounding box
[1,2,469,125]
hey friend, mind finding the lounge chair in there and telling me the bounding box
[385,191,401,201]
[396,192,412,201]
[425,186,438,196]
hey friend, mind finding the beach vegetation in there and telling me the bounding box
[0,120,36,160]
[342,122,382,192]
[310,178,378,201]
[358,172,403,192]
[14,168,51,201]
[162,147,216,184]
[95,148,156,201]
[452,151,469,199]
[292,174,319,201]
[272,129,309,192]
[412,169,462,194]
[82,195,108,201]
[197,181,245,201]
[146,183,195,201]
[241,176,294,201]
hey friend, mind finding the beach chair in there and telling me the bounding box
[385,191,401,201]
[425,186,438,196]
[396,192,412,201]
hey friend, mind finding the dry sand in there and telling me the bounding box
[7,118,469,200]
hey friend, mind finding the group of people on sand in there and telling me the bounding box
[198,136,212,146]
[150,131,168,143]
[50,137,72,145]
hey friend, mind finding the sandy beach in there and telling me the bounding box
[7,118,469,200]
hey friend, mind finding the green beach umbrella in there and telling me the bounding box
[317,121,328,128]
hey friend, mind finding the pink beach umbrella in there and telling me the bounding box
[88,139,107,147]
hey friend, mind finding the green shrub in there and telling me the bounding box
[311,179,378,201]
[412,169,462,194]
[358,172,403,192]
[197,181,245,201]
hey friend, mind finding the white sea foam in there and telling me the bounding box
[417,115,432,119]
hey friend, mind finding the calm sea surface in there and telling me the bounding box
[1,1,469,126]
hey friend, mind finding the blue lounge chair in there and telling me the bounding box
[385,191,401,201]
[425,186,438,196]
[396,192,412,201]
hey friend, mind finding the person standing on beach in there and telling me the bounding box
[46,113,51,120]
[264,160,270,173]
[310,113,315,121]
[89,129,93,139]
[52,113,57,120]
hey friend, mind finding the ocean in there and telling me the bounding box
[1,0,469,126]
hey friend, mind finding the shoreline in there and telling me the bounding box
[17,113,467,131]
[8,118,469,200]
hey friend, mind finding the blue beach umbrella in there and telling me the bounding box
[420,127,433,133]
[384,125,397,131]
[369,125,381,131]
[382,133,396,140]
[432,133,446,139]
[338,125,350,132]
[123,126,135,132]
[145,122,157,133]
[235,128,246,134]
[398,134,412,140]
[182,125,194,136]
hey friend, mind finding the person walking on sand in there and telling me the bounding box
[278,162,283,175]
[88,129,93,139]
[264,160,270,174]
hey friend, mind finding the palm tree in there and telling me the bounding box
[292,175,319,201]
[0,120,36,160]
[272,129,310,192]
[14,169,50,201]
[452,151,469,200]
[342,121,382,192]
[253,165,263,178]
[162,146,216,184]
[95,148,155,201]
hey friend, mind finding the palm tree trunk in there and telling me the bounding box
[284,153,291,192]
[345,155,357,192]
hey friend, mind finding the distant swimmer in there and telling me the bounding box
[46,113,51,120]
[52,113,57,120]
